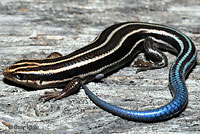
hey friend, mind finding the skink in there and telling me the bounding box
[3,22,197,122]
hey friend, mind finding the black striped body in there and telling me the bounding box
[3,22,194,88]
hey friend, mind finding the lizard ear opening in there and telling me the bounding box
[95,74,104,80]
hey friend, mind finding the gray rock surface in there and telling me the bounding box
[0,0,200,133]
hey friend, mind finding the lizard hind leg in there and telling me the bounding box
[133,37,168,73]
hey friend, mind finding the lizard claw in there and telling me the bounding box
[39,88,62,102]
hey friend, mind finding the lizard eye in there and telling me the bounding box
[15,73,24,80]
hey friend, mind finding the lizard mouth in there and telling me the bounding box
[2,67,13,81]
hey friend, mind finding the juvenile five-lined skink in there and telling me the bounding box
[3,22,197,122]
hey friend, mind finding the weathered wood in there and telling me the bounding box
[0,0,200,133]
